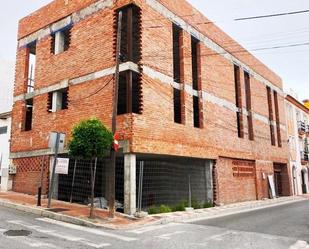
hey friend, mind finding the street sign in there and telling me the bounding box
[55,158,70,175]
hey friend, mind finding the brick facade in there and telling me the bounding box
[12,156,50,195]
[11,0,291,204]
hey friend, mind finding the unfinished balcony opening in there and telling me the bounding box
[24,99,33,131]
[172,23,184,124]
[117,70,142,115]
[51,26,72,55]
[234,64,244,138]
[244,71,254,140]
[26,42,36,93]
[267,86,276,146]
[47,88,69,113]
[116,4,142,64]
[191,36,202,128]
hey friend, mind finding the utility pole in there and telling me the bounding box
[109,10,123,218]
[48,132,60,208]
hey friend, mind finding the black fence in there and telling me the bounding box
[55,155,212,213]
[136,157,212,211]
[57,156,124,212]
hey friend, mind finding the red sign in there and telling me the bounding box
[113,133,120,152]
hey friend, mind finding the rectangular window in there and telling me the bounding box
[0,126,8,135]
[234,65,244,138]
[27,42,36,93]
[47,88,69,112]
[24,99,33,131]
[173,23,184,124]
[118,70,142,115]
[191,36,202,128]
[266,86,276,146]
[173,24,181,83]
[51,27,71,55]
[173,88,182,123]
[244,72,254,140]
[273,91,282,147]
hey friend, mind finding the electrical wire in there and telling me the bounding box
[235,9,309,21]
[142,78,278,141]
[69,76,114,104]
[142,41,309,61]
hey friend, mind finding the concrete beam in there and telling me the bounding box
[18,0,113,48]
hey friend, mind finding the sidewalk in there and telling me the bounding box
[0,191,307,230]
[151,195,308,225]
[0,191,159,229]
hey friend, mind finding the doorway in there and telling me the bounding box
[301,169,307,194]
[292,166,297,195]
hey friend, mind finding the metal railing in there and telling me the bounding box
[301,151,309,161]
[298,121,306,133]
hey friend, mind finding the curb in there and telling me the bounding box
[147,197,307,226]
[0,199,103,228]
[0,196,307,230]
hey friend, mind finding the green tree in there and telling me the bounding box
[68,118,113,218]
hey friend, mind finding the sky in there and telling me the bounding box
[0,0,308,101]
[188,0,309,101]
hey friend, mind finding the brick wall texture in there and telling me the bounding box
[12,156,50,195]
[11,0,291,201]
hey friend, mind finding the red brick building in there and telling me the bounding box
[11,0,291,214]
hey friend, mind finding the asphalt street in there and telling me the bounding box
[0,200,309,249]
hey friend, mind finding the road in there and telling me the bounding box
[0,200,309,249]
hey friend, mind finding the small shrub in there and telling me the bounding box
[172,202,186,212]
[203,202,213,208]
[159,205,172,213]
[148,206,160,215]
[148,205,172,214]
[192,199,202,209]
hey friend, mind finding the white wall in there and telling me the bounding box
[286,98,309,195]
[0,60,15,113]
[0,117,12,190]
[0,59,14,190]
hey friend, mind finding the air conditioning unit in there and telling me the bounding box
[8,164,17,175]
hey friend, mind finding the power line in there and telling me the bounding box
[235,9,309,21]
[70,76,113,104]
[142,41,309,60]
[142,78,275,141]
[248,42,309,51]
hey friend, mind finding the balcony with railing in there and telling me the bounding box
[298,121,306,135]
[301,151,309,165]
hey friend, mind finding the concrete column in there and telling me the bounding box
[124,154,136,215]
[49,157,59,200]
[54,31,65,55]
[205,160,213,203]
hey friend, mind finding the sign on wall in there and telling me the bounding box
[55,158,69,175]
[48,132,66,152]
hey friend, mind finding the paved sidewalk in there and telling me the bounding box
[150,195,308,225]
[0,191,159,229]
[0,191,307,230]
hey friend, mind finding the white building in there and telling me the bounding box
[0,60,14,191]
[285,92,309,195]
[0,112,12,191]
